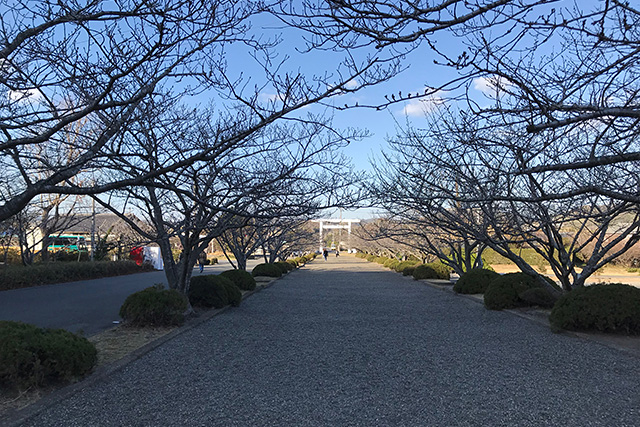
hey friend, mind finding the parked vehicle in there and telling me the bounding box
[48,235,88,252]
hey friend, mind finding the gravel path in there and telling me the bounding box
[19,256,640,426]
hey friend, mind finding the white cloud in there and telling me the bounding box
[473,76,513,96]
[8,88,44,103]
[344,79,358,90]
[259,92,285,103]
[400,92,445,117]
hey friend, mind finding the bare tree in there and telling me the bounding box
[0,0,394,221]
[374,107,640,291]
[258,217,318,263]
[304,1,640,197]
[216,214,316,270]
[94,99,363,296]
[216,216,262,271]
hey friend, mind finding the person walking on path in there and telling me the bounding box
[198,252,207,273]
[323,248,328,261]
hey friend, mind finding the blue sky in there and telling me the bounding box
[229,13,499,219]
[213,11,486,169]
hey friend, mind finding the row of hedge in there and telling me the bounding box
[0,261,154,291]
[359,252,640,335]
[1,255,317,391]
[356,252,451,281]
[454,268,640,335]
[119,268,263,327]
[251,254,317,278]
[120,256,312,328]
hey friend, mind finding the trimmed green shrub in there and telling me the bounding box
[0,321,97,389]
[189,275,232,309]
[484,273,558,310]
[275,260,293,273]
[549,283,640,334]
[220,269,257,291]
[484,273,535,310]
[519,287,559,309]
[384,258,400,270]
[355,252,366,258]
[402,266,416,276]
[375,256,389,265]
[287,259,299,269]
[251,263,282,278]
[222,281,242,307]
[0,261,153,291]
[426,262,451,280]
[120,284,188,326]
[454,268,500,294]
[394,260,419,273]
[365,254,376,262]
[412,264,439,280]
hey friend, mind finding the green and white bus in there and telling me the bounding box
[47,235,88,252]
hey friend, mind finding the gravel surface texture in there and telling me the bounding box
[17,256,640,426]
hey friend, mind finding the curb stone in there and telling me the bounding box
[0,269,293,427]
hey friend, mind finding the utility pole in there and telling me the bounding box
[90,197,95,261]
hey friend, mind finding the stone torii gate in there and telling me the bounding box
[312,219,360,252]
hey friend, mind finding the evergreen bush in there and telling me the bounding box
[275,260,293,273]
[412,264,439,280]
[366,254,377,262]
[0,321,97,389]
[220,269,257,291]
[384,258,400,270]
[222,280,242,307]
[426,262,451,280]
[188,275,234,309]
[484,273,558,310]
[549,283,640,334]
[394,260,419,274]
[402,266,416,276]
[251,263,282,278]
[0,261,153,291]
[519,287,558,309]
[454,268,500,294]
[119,284,188,326]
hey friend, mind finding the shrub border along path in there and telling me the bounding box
[4,256,640,426]
[358,256,640,358]
[1,273,283,427]
[402,270,640,359]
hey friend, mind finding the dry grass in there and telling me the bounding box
[88,325,177,366]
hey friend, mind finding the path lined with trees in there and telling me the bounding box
[18,256,640,426]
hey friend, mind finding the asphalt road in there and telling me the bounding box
[0,259,262,336]
[16,256,640,426]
